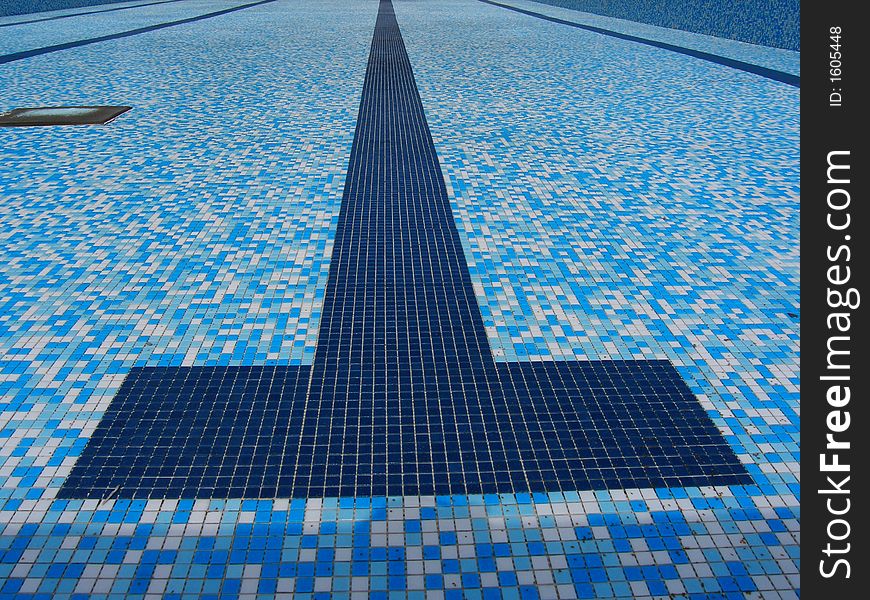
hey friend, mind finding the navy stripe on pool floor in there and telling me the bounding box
[0,0,279,65]
[0,0,190,29]
[58,0,752,500]
[477,0,799,88]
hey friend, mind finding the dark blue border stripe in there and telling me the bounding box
[0,0,190,28]
[0,0,278,65]
[477,0,799,88]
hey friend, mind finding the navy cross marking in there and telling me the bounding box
[59,0,750,499]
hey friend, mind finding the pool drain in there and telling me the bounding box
[0,105,131,127]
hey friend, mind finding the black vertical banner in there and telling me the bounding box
[802,0,868,596]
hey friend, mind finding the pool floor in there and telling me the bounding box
[0,0,799,598]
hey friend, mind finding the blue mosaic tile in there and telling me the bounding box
[478,0,797,87]
[0,1,266,57]
[490,0,800,76]
[58,0,747,501]
[525,0,800,50]
[0,0,798,597]
[1,0,132,19]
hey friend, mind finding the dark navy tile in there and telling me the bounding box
[58,0,749,500]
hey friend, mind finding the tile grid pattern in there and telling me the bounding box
[0,0,799,597]
[0,0,128,19]
[494,0,800,75]
[0,1,262,56]
[526,0,800,50]
[0,0,190,26]
[0,0,281,64]
[476,0,798,87]
[58,0,748,501]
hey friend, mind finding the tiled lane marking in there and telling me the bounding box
[477,0,800,87]
[0,0,191,28]
[58,0,751,499]
[0,0,279,65]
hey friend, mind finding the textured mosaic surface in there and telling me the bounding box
[1,0,798,597]
[1,0,131,19]
[58,0,748,502]
[0,0,258,56]
[477,0,799,83]
[526,0,800,50]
